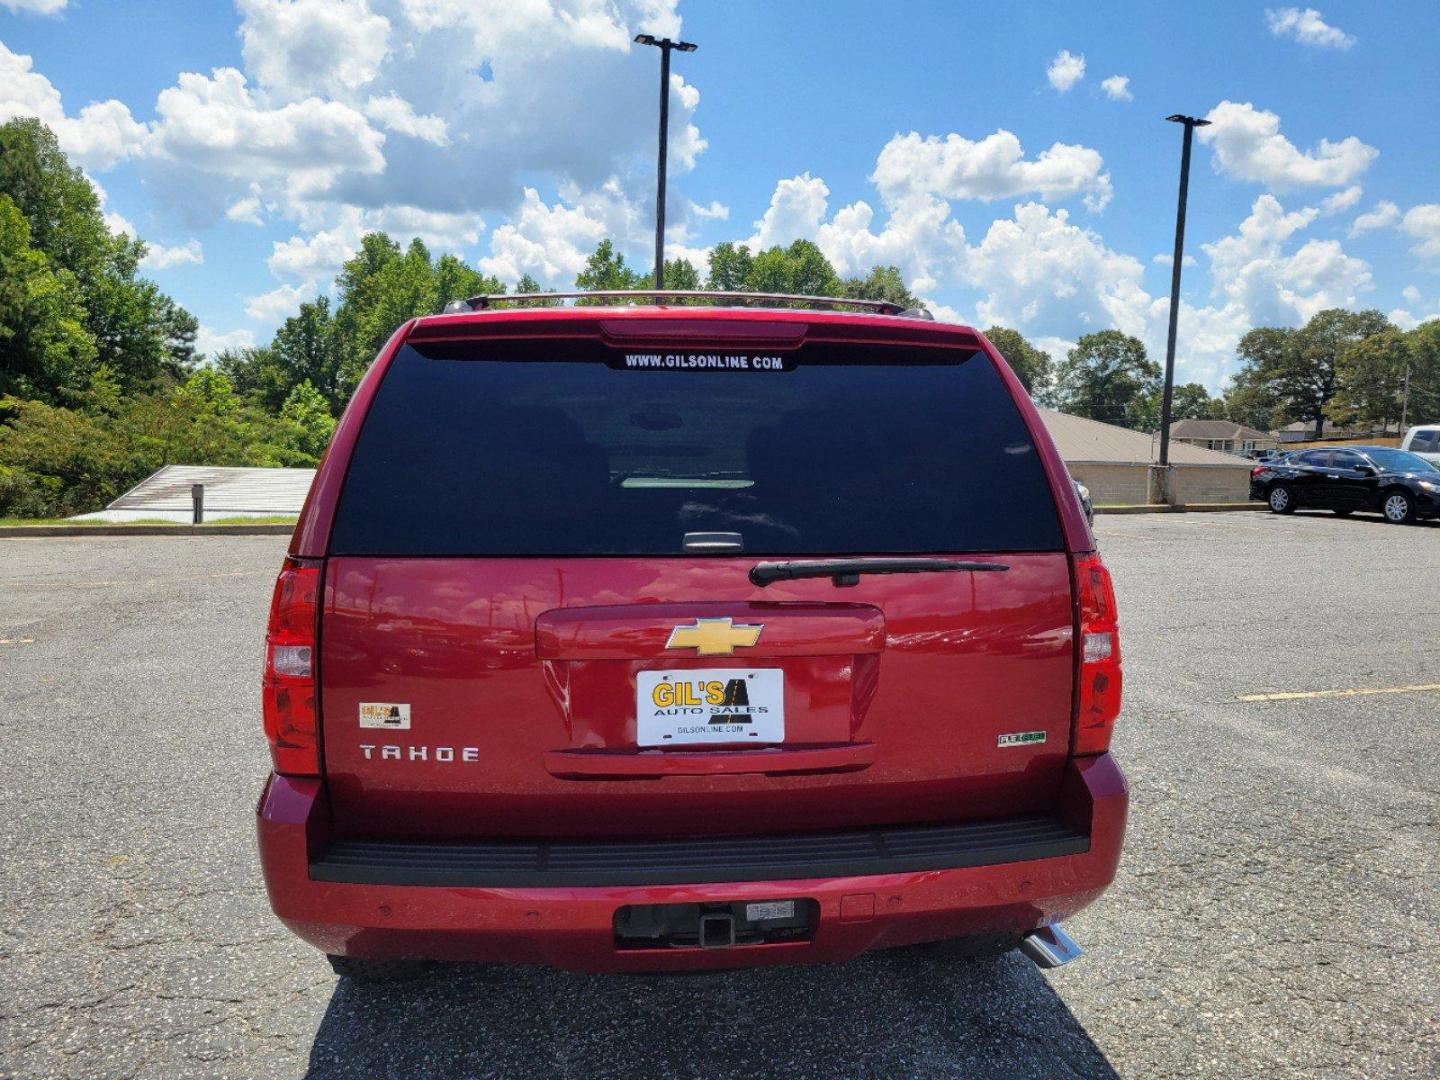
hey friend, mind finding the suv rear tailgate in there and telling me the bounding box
[320,553,1075,839]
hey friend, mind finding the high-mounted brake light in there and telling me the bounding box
[1072,553,1122,755]
[263,558,322,775]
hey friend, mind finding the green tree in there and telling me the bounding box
[1401,320,1440,426]
[0,394,126,517]
[843,266,919,311]
[510,273,561,306]
[575,239,640,301]
[706,242,753,292]
[214,346,291,411]
[0,119,195,394]
[270,298,341,411]
[179,366,239,415]
[651,257,702,291]
[1052,330,1160,429]
[327,234,501,394]
[1221,341,1283,430]
[746,239,842,298]
[1169,382,1220,421]
[0,119,110,280]
[1332,328,1410,432]
[0,194,96,399]
[983,327,1053,397]
[277,380,337,458]
[433,253,503,312]
[1234,308,1392,437]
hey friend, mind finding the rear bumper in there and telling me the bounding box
[257,754,1127,973]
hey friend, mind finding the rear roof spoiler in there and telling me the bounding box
[442,289,932,318]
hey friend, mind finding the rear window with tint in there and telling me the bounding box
[329,339,1063,556]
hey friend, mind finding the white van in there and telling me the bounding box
[1400,425,1440,466]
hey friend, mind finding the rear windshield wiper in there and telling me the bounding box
[749,558,1010,588]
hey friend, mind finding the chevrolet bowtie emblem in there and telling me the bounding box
[665,617,764,657]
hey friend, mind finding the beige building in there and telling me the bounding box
[1169,419,1277,454]
[1039,410,1253,506]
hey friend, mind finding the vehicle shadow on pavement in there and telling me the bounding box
[305,948,1117,1079]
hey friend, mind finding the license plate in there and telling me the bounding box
[636,669,784,747]
[745,900,796,922]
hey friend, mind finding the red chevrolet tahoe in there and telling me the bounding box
[257,295,1127,979]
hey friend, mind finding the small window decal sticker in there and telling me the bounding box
[359,703,411,730]
[611,352,793,372]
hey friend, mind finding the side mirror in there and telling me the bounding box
[1354,465,1375,476]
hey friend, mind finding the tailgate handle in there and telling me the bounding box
[544,744,876,780]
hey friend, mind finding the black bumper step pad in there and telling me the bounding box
[310,815,1088,887]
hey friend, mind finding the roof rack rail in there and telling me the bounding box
[440,289,912,316]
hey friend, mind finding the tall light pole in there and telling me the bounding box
[634,34,697,291]
[1157,114,1211,478]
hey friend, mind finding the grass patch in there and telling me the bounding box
[0,516,297,527]
[205,516,298,525]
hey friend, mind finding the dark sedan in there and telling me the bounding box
[1250,445,1440,524]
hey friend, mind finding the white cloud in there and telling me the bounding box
[363,93,449,146]
[817,194,968,294]
[1400,205,1440,259]
[1319,184,1362,214]
[364,203,485,247]
[1201,193,1370,325]
[747,173,830,250]
[226,195,265,225]
[267,214,367,283]
[0,42,147,169]
[237,0,392,100]
[477,187,609,285]
[1349,200,1400,236]
[266,202,486,286]
[1,0,68,13]
[870,130,1113,211]
[1046,50,1085,92]
[103,210,138,238]
[474,174,726,287]
[1265,7,1355,49]
[245,282,315,322]
[1389,309,1420,331]
[964,203,1150,340]
[744,165,1375,387]
[195,326,256,357]
[1100,75,1132,102]
[7,0,705,283]
[1199,101,1376,189]
[1152,253,1197,267]
[140,239,204,269]
[826,187,1373,387]
[147,68,386,190]
[1402,285,1422,304]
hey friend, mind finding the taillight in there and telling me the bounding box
[1251,465,1265,479]
[1072,553,1122,755]
[263,557,322,775]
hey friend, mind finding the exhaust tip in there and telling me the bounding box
[1020,924,1083,969]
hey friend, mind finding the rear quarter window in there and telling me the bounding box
[329,338,1064,556]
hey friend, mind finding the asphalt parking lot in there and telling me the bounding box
[2,511,1437,1079]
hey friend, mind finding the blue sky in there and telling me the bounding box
[2,0,1437,390]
